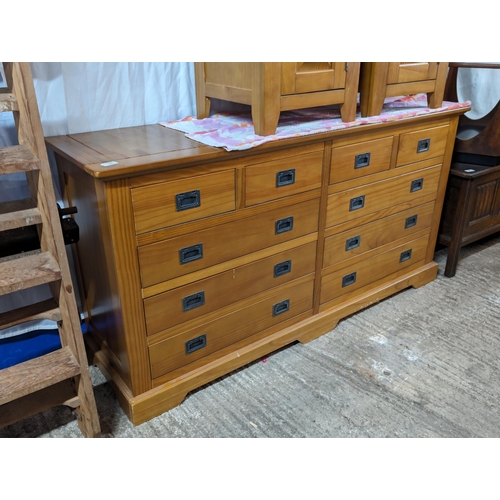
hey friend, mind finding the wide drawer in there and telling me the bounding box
[149,278,315,379]
[396,124,449,167]
[245,151,323,206]
[323,201,435,269]
[138,198,320,288]
[326,164,441,228]
[320,234,430,304]
[144,241,317,335]
[131,169,236,234]
[330,136,394,184]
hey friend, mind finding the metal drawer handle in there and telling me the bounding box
[405,215,418,229]
[276,169,296,187]
[179,243,203,264]
[274,260,292,278]
[410,178,424,193]
[400,249,413,263]
[182,291,205,312]
[354,152,371,169]
[417,138,431,153]
[273,299,290,316]
[185,334,207,354]
[349,195,365,211]
[275,216,294,234]
[176,190,201,211]
[345,235,361,251]
[342,272,357,287]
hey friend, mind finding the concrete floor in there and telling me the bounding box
[1,234,500,438]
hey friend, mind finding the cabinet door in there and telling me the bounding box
[387,62,439,84]
[281,62,347,94]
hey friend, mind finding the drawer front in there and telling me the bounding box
[320,234,430,304]
[144,241,317,335]
[330,136,394,184]
[138,198,320,288]
[396,125,449,167]
[326,165,441,228]
[131,170,236,234]
[323,201,435,269]
[149,278,315,379]
[245,151,323,206]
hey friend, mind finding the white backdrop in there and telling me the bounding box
[0,62,499,338]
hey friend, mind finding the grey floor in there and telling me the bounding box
[2,234,500,438]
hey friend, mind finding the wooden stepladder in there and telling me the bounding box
[0,62,100,437]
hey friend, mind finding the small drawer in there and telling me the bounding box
[326,165,441,228]
[131,170,236,234]
[138,198,320,288]
[396,125,449,167]
[245,151,323,206]
[323,201,435,269]
[320,234,429,304]
[149,278,315,379]
[330,136,394,184]
[143,241,317,335]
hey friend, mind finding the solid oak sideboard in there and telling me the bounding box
[45,106,466,425]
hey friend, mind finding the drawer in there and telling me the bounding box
[320,234,430,304]
[149,278,315,379]
[138,198,320,288]
[323,201,435,269]
[330,136,394,184]
[396,125,449,167]
[245,151,323,206]
[131,170,236,234]
[144,241,317,335]
[326,164,441,228]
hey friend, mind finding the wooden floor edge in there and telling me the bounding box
[123,262,439,426]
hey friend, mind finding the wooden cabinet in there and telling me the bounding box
[195,62,360,136]
[46,106,464,425]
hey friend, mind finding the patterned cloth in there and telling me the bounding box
[160,94,471,151]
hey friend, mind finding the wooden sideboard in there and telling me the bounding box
[45,106,466,425]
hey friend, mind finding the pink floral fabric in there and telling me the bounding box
[160,94,470,151]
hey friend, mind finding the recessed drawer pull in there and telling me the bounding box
[354,152,371,169]
[400,249,413,263]
[349,195,365,211]
[182,291,205,312]
[410,178,424,192]
[185,334,207,354]
[417,138,431,153]
[276,168,296,187]
[405,214,418,229]
[345,235,361,251]
[342,272,357,287]
[275,216,294,234]
[274,260,292,278]
[273,298,290,316]
[175,190,201,211]
[179,243,203,264]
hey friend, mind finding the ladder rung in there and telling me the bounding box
[0,88,18,112]
[0,298,61,331]
[0,144,40,175]
[0,198,41,231]
[0,346,81,405]
[0,251,61,296]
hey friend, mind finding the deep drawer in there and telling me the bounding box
[330,136,394,184]
[131,169,236,234]
[323,201,435,269]
[138,198,320,288]
[320,234,430,304]
[396,124,449,167]
[326,164,441,228]
[144,241,317,335]
[245,151,323,206]
[149,278,315,379]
